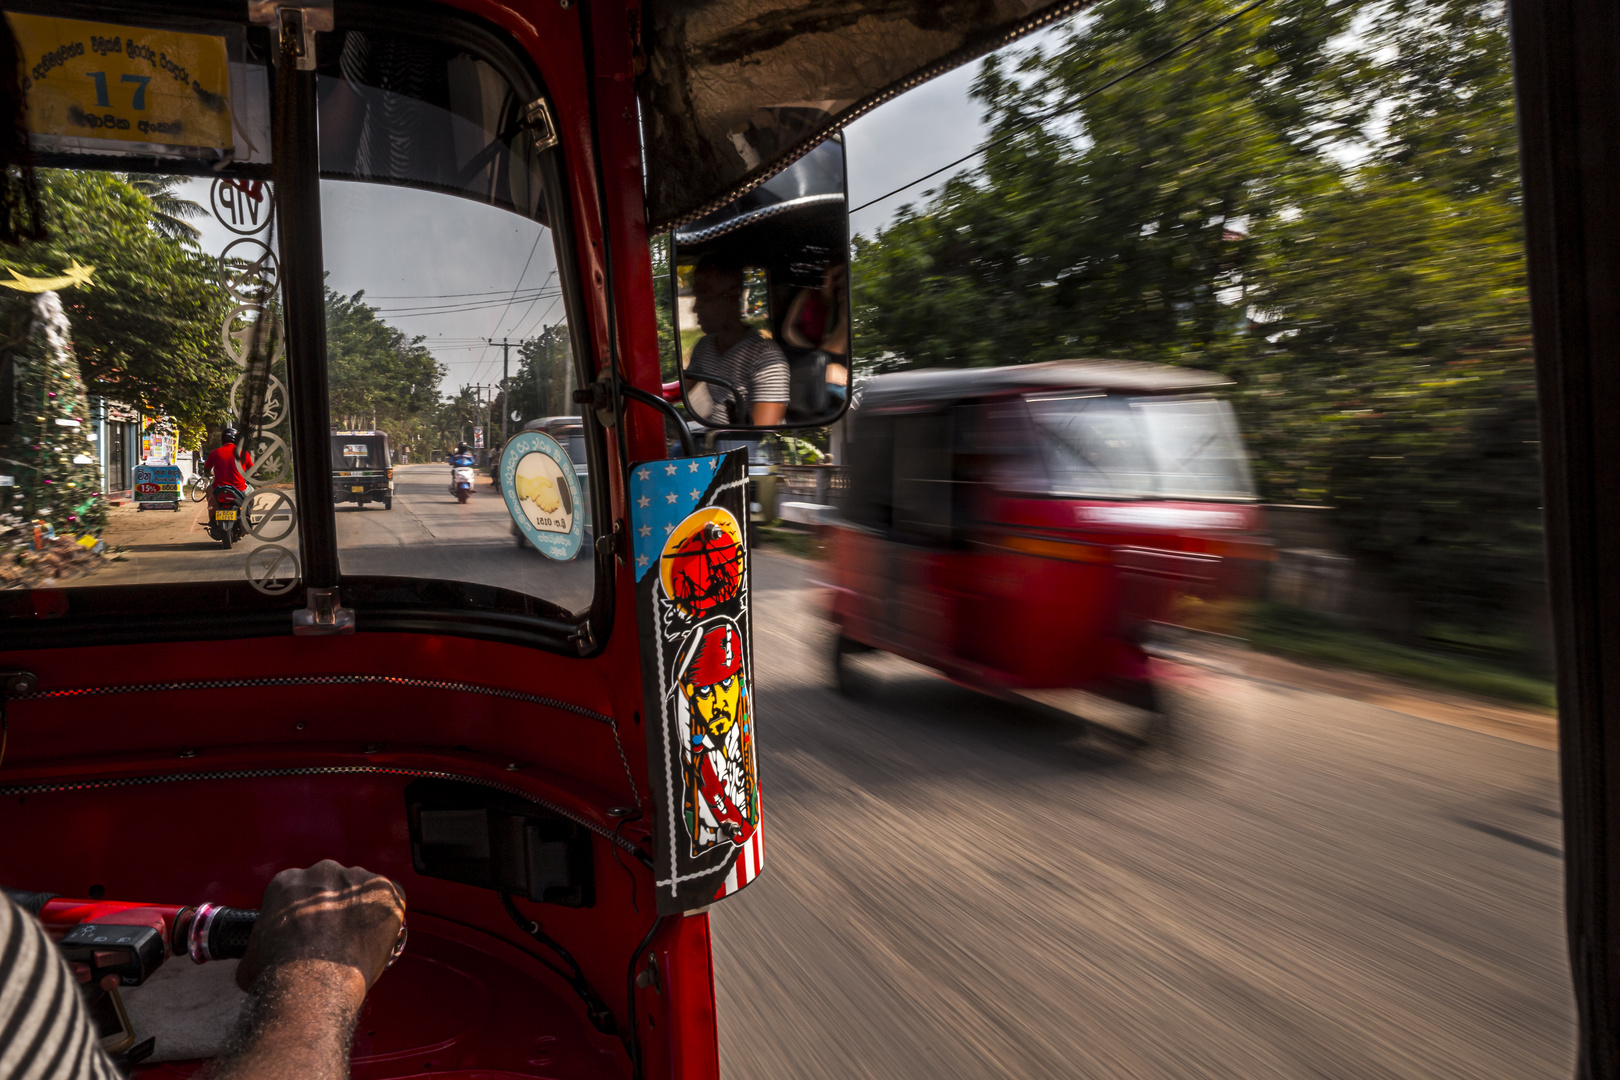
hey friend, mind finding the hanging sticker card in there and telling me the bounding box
[632,449,763,915]
[500,430,584,560]
[9,14,235,160]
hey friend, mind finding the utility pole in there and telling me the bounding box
[488,338,514,444]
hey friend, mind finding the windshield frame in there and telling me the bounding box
[0,1,609,655]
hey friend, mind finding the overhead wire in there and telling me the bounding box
[495,268,558,341]
[475,230,545,383]
[847,0,1275,216]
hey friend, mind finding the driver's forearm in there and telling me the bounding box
[203,961,366,1080]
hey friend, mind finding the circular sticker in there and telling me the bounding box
[500,430,585,561]
[659,506,744,618]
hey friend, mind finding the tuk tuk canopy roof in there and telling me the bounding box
[639,0,1090,227]
[855,360,1232,412]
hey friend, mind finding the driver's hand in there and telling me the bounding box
[235,861,405,993]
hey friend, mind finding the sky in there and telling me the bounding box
[181,20,1072,397]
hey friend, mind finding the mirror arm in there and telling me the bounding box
[620,384,698,457]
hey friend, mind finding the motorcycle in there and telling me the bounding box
[450,462,476,504]
[207,484,248,549]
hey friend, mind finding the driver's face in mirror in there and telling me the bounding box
[692,267,744,336]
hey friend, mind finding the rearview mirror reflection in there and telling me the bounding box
[671,136,852,431]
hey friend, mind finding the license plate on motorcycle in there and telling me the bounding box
[215,510,237,521]
[351,485,364,493]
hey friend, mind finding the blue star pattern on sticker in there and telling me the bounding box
[629,452,732,580]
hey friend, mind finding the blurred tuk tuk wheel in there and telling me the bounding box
[831,631,875,697]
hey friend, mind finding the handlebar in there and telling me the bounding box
[18,895,405,987]
[176,903,259,962]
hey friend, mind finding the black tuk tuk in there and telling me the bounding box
[330,431,393,510]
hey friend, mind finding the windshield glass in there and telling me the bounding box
[316,28,547,219]
[1026,393,1159,497]
[1132,395,1255,499]
[321,185,588,610]
[333,436,387,469]
[311,25,589,613]
[1026,392,1254,500]
[0,10,289,600]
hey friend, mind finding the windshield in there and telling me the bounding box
[1026,392,1254,500]
[0,10,591,627]
[1132,396,1255,499]
[333,437,386,469]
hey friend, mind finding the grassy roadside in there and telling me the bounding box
[1248,603,1556,711]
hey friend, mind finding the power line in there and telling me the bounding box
[847,0,1275,216]
[476,231,545,383]
[495,268,558,341]
[372,293,563,314]
[367,291,559,317]
[357,287,558,300]
[510,294,563,344]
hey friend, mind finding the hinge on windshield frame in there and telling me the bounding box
[248,1,334,71]
[522,98,560,152]
[571,374,617,429]
[293,586,356,636]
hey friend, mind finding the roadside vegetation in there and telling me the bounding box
[1250,602,1556,709]
[851,0,1541,693]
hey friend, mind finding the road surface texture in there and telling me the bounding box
[711,550,1574,1080]
[94,464,591,609]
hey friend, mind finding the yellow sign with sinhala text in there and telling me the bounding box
[8,13,233,159]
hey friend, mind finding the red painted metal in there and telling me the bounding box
[829,495,1270,700]
[0,3,723,1078]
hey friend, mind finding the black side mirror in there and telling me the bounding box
[670,135,852,432]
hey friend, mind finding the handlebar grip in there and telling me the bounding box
[205,907,258,960]
[183,903,258,963]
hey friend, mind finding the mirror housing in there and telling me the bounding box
[670,136,852,431]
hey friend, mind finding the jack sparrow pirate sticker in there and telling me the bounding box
[630,449,764,914]
[500,430,584,560]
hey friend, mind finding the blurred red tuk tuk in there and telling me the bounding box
[826,361,1272,739]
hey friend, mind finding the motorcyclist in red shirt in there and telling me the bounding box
[203,427,254,515]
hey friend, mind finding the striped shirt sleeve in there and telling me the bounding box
[745,335,791,405]
[0,891,119,1080]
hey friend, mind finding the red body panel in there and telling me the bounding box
[829,498,1269,697]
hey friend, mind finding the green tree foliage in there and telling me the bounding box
[853,0,1534,643]
[856,0,1365,370]
[649,234,680,382]
[1,170,229,433]
[507,322,576,422]
[1241,0,1534,634]
[325,287,446,435]
[125,174,206,243]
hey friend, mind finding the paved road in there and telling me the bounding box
[711,551,1575,1080]
[93,464,591,609]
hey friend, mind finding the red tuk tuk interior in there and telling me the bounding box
[0,0,779,1074]
[827,361,1271,727]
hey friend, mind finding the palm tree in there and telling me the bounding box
[126,174,206,243]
